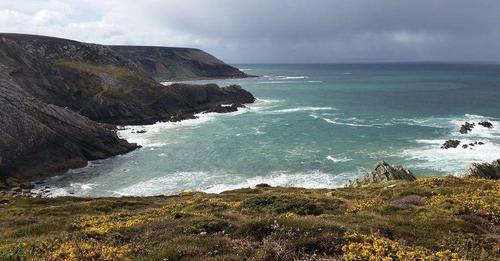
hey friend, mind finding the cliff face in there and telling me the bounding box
[0,33,255,180]
[110,45,249,81]
[0,66,137,180]
[0,34,254,125]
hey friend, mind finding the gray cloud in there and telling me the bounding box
[1,0,499,63]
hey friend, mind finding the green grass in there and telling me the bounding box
[0,176,498,260]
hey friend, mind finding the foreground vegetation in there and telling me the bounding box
[0,176,498,260]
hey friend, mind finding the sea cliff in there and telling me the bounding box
[0,33,254,183]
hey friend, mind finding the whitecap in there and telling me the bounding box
[403,139,500,174]
[326,155,352,163]
[113,171,209,196]
[322,118,381,128]
[268,106,335,114]
[401,113,499,173]
[276,75,308,80]
[117,105,254,147]
[202,170,353,193]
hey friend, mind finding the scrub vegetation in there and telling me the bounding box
[0,176,498,260]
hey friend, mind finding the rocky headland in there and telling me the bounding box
[0,33,255,188]
[110,45,252,81]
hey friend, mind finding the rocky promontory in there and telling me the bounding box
[110,45,251,81]
[0,33,255,184]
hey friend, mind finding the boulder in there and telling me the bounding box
[441,140,460,149]
[459,122,475,134]
[464,159,500,180]
[348,161,416,187]
[478,121,493,129]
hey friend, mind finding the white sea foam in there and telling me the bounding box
[326,155,352,163]
[239,68,253,71]
[269,106,335,114]
[117,103,260,147]
[39,182,97,197]
[402,114,500,174]
[113,171,209,196]
[258,80,321,84]
[276,75,308,80]
[403,140,500,174]
[94,170,355,196]
[202,170,352,194]
[322,117,381,128]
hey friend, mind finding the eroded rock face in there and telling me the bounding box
[0,68,137,181]
[464,159,500,180]
[348,161,416,187]
[110,45,251,81]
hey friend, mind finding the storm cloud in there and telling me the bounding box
[1,0,499,63]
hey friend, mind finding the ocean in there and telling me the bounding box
[38,63,500,197]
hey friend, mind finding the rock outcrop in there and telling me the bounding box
[459,122,475,134]
[0,33,255,182]
[464,159,500,180]
[110,45,250,81]
[348,161,416,187]
[478,121,493,129]
[441,140,460,149]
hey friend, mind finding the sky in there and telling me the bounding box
[0,0,499,63]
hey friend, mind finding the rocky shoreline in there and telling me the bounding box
[0,100,254,197]
[3,158,498,198]
[0,33,255,190]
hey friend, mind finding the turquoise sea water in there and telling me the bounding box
[39,64,500,196]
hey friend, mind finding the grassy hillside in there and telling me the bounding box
[0,176,498,260]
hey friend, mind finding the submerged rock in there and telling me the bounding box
[478,121,493,129]
[348,161,416,187]
[464,159,500,180]
[459,122,475,134]
[441,140,460,149]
